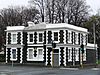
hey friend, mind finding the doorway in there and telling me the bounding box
[53,49,59,67]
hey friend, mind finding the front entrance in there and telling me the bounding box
[53,49,59,67]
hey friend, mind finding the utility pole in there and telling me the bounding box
[93,22,98,65]
[52,48,54,67]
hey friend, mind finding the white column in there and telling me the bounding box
[21,32,23,45]
[64,30,66,44]
[45,47,48,66]
[64,47,66,66]
[6,48,8,63]
[50,51,52,66]
[20,48,23,63]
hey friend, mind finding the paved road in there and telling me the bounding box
[0,65,100,75]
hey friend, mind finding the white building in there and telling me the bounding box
[5,22,96,67]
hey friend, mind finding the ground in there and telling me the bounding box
[0,65,100,75]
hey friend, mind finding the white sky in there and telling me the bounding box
[0,0,100,15]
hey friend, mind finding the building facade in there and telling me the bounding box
[5,22,96,67]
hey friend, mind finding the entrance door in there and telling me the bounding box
[53,49,59,67]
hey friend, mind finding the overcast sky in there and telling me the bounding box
[0,0,100,15]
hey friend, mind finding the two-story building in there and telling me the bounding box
[5,22,96,67]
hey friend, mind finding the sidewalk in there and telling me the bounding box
[0,62,99,69]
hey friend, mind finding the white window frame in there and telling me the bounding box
[53,31,59,43]
[38,33,43,43]
[68,31,71,43]
[83,48,86,61]
[37,32,44,43]
[75,33,78,44]
[75,48,79,61]
[28,32,34,44]
[37,48,43,61]
[10,48,17,61]
[83,34,86,45]
[68,48,72,62]
[27,48,44,61]
[27,48,34,60]
[11,32,17,44]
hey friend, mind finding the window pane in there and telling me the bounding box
[29,49,33,59]
[12,34,16,43]
[12,49,16,59]
[29,34,33,42]
[39,33,43,42]
[68,33,70,41]
[54,49,59,53]
[38,49,42,55]
[54,32,58,41]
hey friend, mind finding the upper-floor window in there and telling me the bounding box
[39,33,43,42]
[28,32,34,43]
[12,33,17,44]
[68,31,71,43]
[75,33,78,44]
[68,32,70,41]
[54,32,58,41]
[29,34,33,42]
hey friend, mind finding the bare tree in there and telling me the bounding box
[0,6,39,50]
[67,0,90,26]
[29,0,45,22]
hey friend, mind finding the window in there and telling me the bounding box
[29,34,33,42]
[12,34,17,44]
[75,33,78,44]
[27,48,43,61]
[68,49,72,61]
[54,32,58,41]
[38,49,43,55]
[68,32,70,41]
[28,49,33,59]
[38,48,43,59]
[11,49,17,60]
[39,33,43,42]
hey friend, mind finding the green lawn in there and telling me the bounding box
[98,60,100,64]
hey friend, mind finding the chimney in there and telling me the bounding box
[27,21,35,26]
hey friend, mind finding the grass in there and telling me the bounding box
[97,60,100,64]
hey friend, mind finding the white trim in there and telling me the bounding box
[27,32,34,44]
[68,30,72,43]
[75,32,78,45]
[27,47,44,61]
[11,32,17,44]
[46,23,88,33]
[52,30,60,43]
[27,48,34,60]
[37,31,44,43]
[20,48,23,63]
[75,48,79,61]
[68,47,72,62]
[6,48,8,63]
[37,48,44,60]
[21,32,23,45]
[64,47,66,66]
[6,32,8,45]
[64,30,66,44]
[83,48,86,61]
